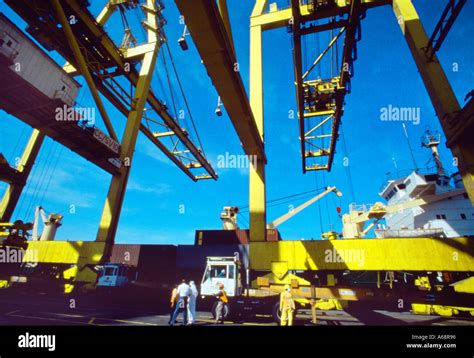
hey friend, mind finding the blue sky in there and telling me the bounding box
[0,1,473,244]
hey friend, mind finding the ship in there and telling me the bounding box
[375,130,474,239]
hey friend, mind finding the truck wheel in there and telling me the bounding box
[211,302,231,321]
[272,302,281,324]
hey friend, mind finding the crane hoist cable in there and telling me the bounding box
[134,7,146,42]
[237,214,250,228]
[119,6,131,32]
[164,42,207,157]
[161,49,178,121]
[38,146,64,207]
[15,147,42,219]
[335,21,339,69]
[160,45,191,154]
[18,139,51,219]
[340,124,355,202]
[322,170,331,226]
[29,142,60,216]
[239,191,329,214]
[330,23,333,78]
[8,126,27,163]
[267,191,327,209]
[237,188,326,213]
[316,23,321,78]
[237,187,326,210]
[24,140,58,219]
[314,171,324,236]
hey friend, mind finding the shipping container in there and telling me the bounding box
[194,229,281,245]
[177,244,249,270]
[0,13,80,106]
[0,13,121,174]
[109,244,141,267]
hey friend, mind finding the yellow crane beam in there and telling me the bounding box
[250,237,474,272]
[21,236,474,273]
[250,0,390,30]
[393,0,474,203]
[63,0,217,181]
[174,0,265,162]
[174,0,267,242]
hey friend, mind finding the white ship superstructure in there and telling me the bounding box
[376,131,474,238]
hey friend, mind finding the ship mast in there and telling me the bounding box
[422,130,445,177]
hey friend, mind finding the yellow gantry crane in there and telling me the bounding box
[0,0,222,286]
[0,0,218,249]
[174,0,474,317]
[0,0,472,310]
[176,0,474,241]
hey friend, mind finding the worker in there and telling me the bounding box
[170,279,191,326]
[215,283,228,324]
[168,284,179,325]
[187,281,199,325]
[279,284,295,326]
[217,268,226,278]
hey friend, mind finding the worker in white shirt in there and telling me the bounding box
[170,279,191,326]
[187,281,199,325]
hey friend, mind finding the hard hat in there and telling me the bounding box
[219,283,224,289]
[284,284,290,291]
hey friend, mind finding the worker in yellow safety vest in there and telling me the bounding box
[215,283,228,324]
[280,284,295,326]
[168,284,179,325]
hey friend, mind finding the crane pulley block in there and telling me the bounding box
[302,77,342,113]
[307,0,338,13]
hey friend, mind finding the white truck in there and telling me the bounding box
[200,255,287,323]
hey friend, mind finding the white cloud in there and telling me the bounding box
[127,181,172,196]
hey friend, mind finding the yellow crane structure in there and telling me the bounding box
[175,0,474,317]
[0,1,217,249]
[0,0,472,316]
[177,0,473,244]
[0,0,221,287]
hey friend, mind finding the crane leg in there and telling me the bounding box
[393,0,474,203]
[249,19,266,242]
[96,0,161,250]
[0,129,44,222]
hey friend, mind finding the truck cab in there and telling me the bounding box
[200,256,241,297]
[200,255,284,323]
[97,263,136,288]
